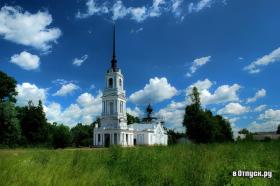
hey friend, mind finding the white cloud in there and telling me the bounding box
[130,27,144,34]
[129,77,177,104]
[77,0,185,22]
[258,109,280,121]
[246,89,266,103]
[254,105,267,112]
[90,84,96,89]
[156,100,186,129]
[129,7,147,22]
[171,0,184,19]
[0,6,61,51]
[127,107,143,117]
[10,51,40,70]
[186,56,211,77]
[53,83,79,96]
[149,0,166,17]
[248,121,278,132]
[188,0,214,13]
[244,47,280,74]
[16,82,47,106]
[188,78,213,91]
[73,54,88,66]
[44,103,82,126]
[218,103,249,115]
[45,91,102,126]
[111,1,130,20]
[187,79,241,105]
[76,0,109,19]
[248,108,280,132]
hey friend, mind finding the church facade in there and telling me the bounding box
[93,26,168,147]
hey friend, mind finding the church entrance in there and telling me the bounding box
[105,134,110,147]
[134,139,137,145]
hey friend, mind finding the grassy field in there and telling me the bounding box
[0,141,279,186]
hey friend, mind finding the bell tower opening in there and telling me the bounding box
[108,78,113,88]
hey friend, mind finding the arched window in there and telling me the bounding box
[110,102,114,114]
[120,101,123,113]
[119,79,122,88]
[108,78,113,88]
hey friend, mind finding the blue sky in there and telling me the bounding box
[1,0,280,133]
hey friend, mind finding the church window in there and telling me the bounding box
[119,79,122,88]
[110,102,114,114]
[120,101,123,113]
[108,78,113,88]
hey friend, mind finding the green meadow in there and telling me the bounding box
[0,141,279,186]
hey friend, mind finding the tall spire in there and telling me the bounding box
[111,23,117,71]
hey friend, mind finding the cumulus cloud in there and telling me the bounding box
[10,51,40,70]
[248,108,280,132]
[248,121,279,132]
[0,6,61,51]
[258,109,280,121]
[73,54,88,66]
[244,47,280,74]
[129,77,177,104]
[218,103,249,115]
[156,100,186,130]
[186,56,211,77]
[45,91,102,126]
[76,0,184,22]
[16,82,47,106]
[246,89,266,103]
[127,107,143,117]
[188,0,214,13]
[187,79,241,105]
[53,83,79,96]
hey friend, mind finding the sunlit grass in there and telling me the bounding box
[0,141,279,185]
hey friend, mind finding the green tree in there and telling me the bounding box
[238,128,250,135]
[127,113,140,124]
[0,71,17,103]
[71,123,92,147]
[183,87,233,143]
[0,101,21,146]
[18,100,49,144]
[52,124,72,148]
[167,129,185,144]
[190,87,201,111]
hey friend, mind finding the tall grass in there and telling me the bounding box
[0,141,279,186]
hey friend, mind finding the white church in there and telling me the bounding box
[93,26,168,147]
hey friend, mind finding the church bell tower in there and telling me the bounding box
[100,24,127,129]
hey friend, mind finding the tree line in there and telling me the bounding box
[0,71,97,148]
[1,70,235,148]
